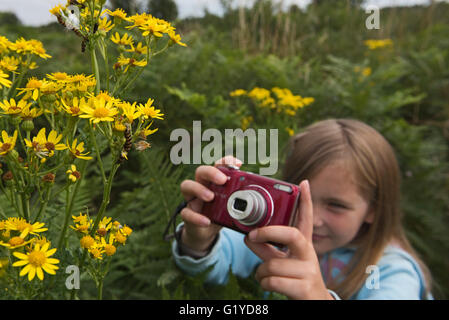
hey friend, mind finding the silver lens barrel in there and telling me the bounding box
[227,190,267,226]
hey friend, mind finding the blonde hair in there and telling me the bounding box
[282,118,432,299]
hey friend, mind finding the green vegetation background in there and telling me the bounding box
[0,0,448,299]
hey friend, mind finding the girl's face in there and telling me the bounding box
[309,162,374,257]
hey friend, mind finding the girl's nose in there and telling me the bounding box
[313,206,325,227]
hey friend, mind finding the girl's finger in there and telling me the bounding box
[254,258,308,283]
[244,236,287,261]
[195,165,228,186]
[214,155,243,167]
[180,206,211,227]
[247,225,314,260]
[258,276,305,299]
[180,179,215,202]
[296,180,314,242]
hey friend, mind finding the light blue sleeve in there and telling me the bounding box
[352,247,431,300]
[171,223,262,285]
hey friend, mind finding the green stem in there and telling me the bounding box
[57,161,87,251]
[90,162,119,235]
[88,124,106,183]
[97,277,103,300]
[33,184,52,223]
[90,47,101,96]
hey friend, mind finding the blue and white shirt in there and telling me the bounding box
[172,224,432,300]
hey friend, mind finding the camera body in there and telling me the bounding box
[201,165,301,234]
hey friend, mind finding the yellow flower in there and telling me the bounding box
[67,138,93,160]
[70,213,92,234]
[168,30,187,47]
[138,17,169,38]
[248,87,271,101]
[66,164,81,182]
[0,70,12,89]
[88,242,105,260]
[12,38,51,59]
[0,56,20,73]
[105,8,127,20]
[24,128,48,159]
[97,17,115,33]
[118,101,141,124]
[0,35,14,54]
[18,77,44,101]
[286,128,295,136]
[4,217,48,235]
[100,236,116,256]
[0,130,18,156]
[121,225,132,236]
[20,106,43,120]
[49,4,65,16]
[141,123,158,138]
[126,13,153,30]
[110,32,134,47]
[79,98,118,124]
[12,242,59,281]
[0,98,32,115]
[116,54,147,73]
[61,97,86,117]
[96,217,112,237]
[0,229,32,250]
[46,72,70,82]
[230,89,247,97]
[25,128,67,157]
[80,235,95,249]
[138,98,164,120]
[241,116,253,131]
[72,212,90,225]
[364,39,393,50]
[113,121,126,132]
[125,42,148,55]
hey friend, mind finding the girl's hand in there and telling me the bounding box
[179,155,242,252]
[244,180,334,300]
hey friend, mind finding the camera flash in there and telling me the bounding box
[274,184,292,193]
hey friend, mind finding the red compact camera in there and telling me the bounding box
[201,165,301,234]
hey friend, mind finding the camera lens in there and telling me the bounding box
[233,198,247,211]
[227,190,267,226]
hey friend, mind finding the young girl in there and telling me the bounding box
[172,118,433,300]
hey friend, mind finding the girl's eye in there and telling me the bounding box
[328,202,347,210]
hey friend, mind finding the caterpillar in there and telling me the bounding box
[117,124,133,164]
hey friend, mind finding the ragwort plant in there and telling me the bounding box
[0,0,185,299]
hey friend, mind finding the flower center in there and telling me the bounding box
[80,235,95,248]
[104,244,116,256]
[45,142,55,151]
[0,143,11,152]
[93,107,110,118]
[28,251,46,267]
[8,236,24,246]
[17,221,31,232]
[70,107,80,114]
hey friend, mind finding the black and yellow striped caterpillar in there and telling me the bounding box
[117,124,133,164]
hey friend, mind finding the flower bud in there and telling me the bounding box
[21,119,34,132]
[9,150,19,161]
[42,173,55,184]
[2,171,13,182]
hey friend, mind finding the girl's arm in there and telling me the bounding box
[172,223,262,285]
